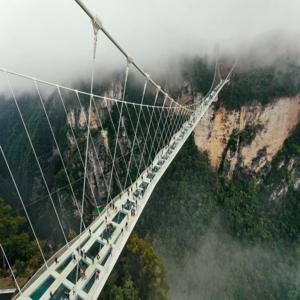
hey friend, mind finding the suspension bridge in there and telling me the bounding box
[0,0,236,299]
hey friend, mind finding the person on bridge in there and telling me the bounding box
[95,271,100,280]
[80,269,86,279]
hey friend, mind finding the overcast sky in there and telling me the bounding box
[0,0,299,86]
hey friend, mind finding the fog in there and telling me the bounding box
[1,0,300,87]
[156,218,300,299]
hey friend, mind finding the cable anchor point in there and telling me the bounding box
[92,15,103,34]
[127,56,134,66]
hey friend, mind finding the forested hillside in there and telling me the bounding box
[138,130,300,299]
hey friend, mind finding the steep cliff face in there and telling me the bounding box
[194,96,300,177]
[64,81,126,206]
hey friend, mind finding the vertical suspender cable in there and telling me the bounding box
[137,87,160,175]
[80,20,99,234]
[147,95,168,164]
[107,62,130,203]
[124,79,148,186]
[101,96,133,189]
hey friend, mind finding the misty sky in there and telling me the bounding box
[0,0,299,85]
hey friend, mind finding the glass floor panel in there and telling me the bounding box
[112,211,126,224]
[147,172,155,180]
[101,251,111,266]
[123,199,134,211]
[30,276,55,300]
[56,255,72,273]
[133,189,142,197]
[151,166,160,172]
[67,260,88,284]
[52,284,70,300]
[86,241,103,260]
[139,182,149,189]
[83,271,100,293]
[100,224,115,241]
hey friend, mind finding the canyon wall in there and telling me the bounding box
[194,96,300,177]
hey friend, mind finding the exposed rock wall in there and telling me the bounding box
[194,96,300,176]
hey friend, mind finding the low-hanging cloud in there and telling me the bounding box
[156,218,300,300]
[0,0,300,87]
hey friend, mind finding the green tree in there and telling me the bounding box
[108,278,140,300]
[101,234,168,300]
[0,197,39,273]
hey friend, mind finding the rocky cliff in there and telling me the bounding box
[194,96,300,177]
